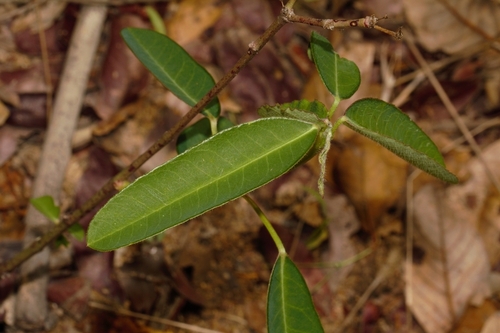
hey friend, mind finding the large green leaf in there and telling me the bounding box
[87,118,321,251]
[268,255,324,333]
[121,28,220,117]
[310,31,360,100]
[343,98,458,183]
[176,117,234,154]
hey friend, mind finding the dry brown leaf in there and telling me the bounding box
[334,131,408,232]
[324,195,360,292]
[480,312,500,333]
[0,100,8,125]
[166,0,222,46]
[451,300,498,333]
[10,1,67,33]
[443,140,500,267]
[408,140,500,333]
[408,184,491,333]
[402,0,500,54]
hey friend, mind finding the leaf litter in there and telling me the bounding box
[1,0,500,332]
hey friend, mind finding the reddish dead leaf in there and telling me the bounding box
[73,147,117,232]
[406,80,480,121]
[0,58,63,95]
[93,13,149,120]
[232,0,274,34]
[77,252,116,293]
[13,11,74,56]
[6,94,48,128]
[211,0,301,114]
[47,276,91,320]
[0,125,30,166]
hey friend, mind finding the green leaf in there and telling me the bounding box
[144,6,166,35]
[176,117,234,154]
[343,98,458,183]
[68,224,85,241]
[88,118,320,251]
[30,195,60,223]
[121,28,220,118]
[310,31,360,100]
[268,255,324,333]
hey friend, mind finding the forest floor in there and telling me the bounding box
[1,1,500,333]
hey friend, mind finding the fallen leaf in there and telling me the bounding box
[0,100,9,125]
[402,0,500,54]
[10,1,66,33]
[166,0,222,46]
[93,13,149,120]
[408,184,491,333]
[451,300,497,333]
[334,131,408,233]
[324,195,360,292]
[480,311,500,333]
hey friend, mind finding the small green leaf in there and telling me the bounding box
[268,255,324,333]
[88,118,320,251]
[176,117,234,154]
[310,31,360,100]
[68,224,85,241]
[30,195,60,223]
[121,28,220,118]
[343,98,458,183]
[144,6,166,35]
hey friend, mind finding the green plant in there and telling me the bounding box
[85,17,457,331]
[30,196,84,246]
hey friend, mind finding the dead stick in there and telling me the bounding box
[14,5,107,329]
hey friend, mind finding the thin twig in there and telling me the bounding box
[334,248,401,333]
[89,301,224,333]
[283,11,402,39]
[405,30,500,195]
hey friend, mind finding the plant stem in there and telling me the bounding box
[328,97,341,119]
[0,8,290,276]
[331,116,345,136]
[243,196,287,256]
[283,11,402,39]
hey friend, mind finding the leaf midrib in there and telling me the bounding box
[135,33,199,106]
[91,122,318,247]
